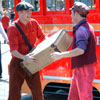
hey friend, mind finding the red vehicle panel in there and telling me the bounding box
[13,0,100,99]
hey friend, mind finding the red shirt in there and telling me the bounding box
[7,18,45,55]
[1,16,10,29]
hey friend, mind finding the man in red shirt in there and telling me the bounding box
[1,10,10,33]
[7,2,45,100]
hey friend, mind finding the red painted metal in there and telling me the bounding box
[14,0,100,93]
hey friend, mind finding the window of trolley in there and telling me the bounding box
[13,0,99,19]
[15,0,98,14]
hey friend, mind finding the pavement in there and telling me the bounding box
[0,37,10,100]
[0,36,32,100]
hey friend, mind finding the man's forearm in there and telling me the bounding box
[12,50,24,60]
[62,48,85,58]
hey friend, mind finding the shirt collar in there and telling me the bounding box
[74,19,87,29]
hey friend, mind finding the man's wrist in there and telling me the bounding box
[22,55,25,60]
[62,52,69,58]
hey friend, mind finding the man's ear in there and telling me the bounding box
[75,11,80,17]
[17,11,20,15]
[74,11,78,16]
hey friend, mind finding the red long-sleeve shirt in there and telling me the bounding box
[1,16,10,29]
[7,18,45,55]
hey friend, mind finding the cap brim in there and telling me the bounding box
[69,8,72,10]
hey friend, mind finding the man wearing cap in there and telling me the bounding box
[7,1,45,100]
[51,2,97,100]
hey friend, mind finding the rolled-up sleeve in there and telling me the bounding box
[35,20,45,41]
[75,26,90,51]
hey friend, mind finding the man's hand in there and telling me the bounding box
[23,54,37,63]
[51,52,63,61]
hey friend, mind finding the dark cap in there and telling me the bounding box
[71,2,89,17]
[16,1,34,12]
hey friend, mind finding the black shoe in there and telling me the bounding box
[0,74,2,78]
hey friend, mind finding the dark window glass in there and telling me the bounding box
[21,0,40,11]
[74,0,95,9]
[46,0,66,11]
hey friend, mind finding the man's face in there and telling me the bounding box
[18,9,32,22]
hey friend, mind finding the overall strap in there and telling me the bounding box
[15,23,32,51]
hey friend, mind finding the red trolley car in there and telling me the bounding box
[12,0,100,99]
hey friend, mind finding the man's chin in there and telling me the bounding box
[27,18,31,21]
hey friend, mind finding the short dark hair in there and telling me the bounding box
[16,1,34,12]
[71,2,89,18]
[72,7,87,18]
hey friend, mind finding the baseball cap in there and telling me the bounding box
[70,2,89,17]
[16,1,34,12]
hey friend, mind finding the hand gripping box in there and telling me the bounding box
[20,29,73,75]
